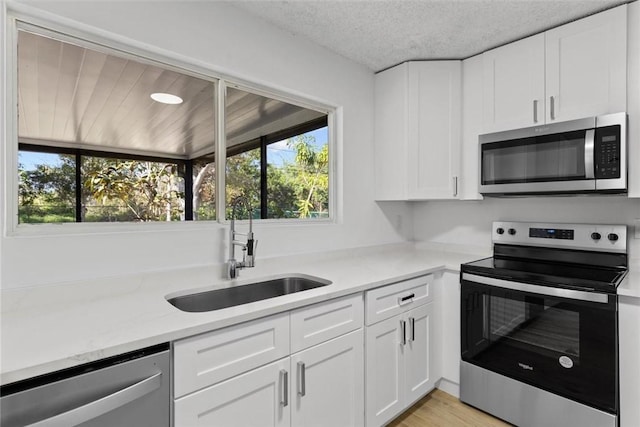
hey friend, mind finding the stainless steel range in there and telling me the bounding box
[460,221,628,427]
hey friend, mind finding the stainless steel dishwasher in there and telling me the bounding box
[0,343,170,427]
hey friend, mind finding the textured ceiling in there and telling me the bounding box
[230,0,631,72]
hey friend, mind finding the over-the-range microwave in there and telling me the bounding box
[479,112,627,196]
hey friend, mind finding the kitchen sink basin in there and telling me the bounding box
[166,275,332,312]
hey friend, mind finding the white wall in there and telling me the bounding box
[0,1,412,289]
[412,196,640,259]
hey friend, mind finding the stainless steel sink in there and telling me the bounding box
[166,275,331,312]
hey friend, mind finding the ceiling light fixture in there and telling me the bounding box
[150,92,183,105]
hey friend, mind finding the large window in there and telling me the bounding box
[13,25,332,225]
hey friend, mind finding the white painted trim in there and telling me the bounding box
[436,378,460,399]
[4,10,19,237]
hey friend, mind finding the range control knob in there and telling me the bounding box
[591,232,602,241]
[508,228,517,235]
[496,227,505,235]
[608,233,619,242]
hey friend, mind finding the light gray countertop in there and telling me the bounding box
[2,242,638,386]
[0,243,480,385]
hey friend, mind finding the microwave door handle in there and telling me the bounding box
[585,129,595,179]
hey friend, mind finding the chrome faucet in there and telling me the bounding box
[227,197,257,279]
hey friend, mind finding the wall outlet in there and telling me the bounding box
[635,219,640,239]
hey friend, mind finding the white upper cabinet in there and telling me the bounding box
[483,34,546,133]
[483,4,627,133]
[545,6,627,123]
[461,54,485,200]
[374,61,462,201]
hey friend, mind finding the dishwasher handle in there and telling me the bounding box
[26,372,162,427]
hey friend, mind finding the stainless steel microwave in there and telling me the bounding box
[479,112,627,195]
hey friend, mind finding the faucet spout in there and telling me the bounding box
[227,197,257,279]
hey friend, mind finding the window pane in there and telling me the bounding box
[18,151,76,223]
[226,148,261,220]
[267,127,329,219]
[82,156,185,222]
[17,29,216,223]
[193,160,216,220]
[225,86,329,220]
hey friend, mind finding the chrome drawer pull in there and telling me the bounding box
[399,293,415,306]
[297,362,306,397]
[410,317,415,342]
[280,369,289,407]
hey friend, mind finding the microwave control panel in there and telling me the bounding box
[595,126,621,179]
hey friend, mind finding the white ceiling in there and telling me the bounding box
[230,0,631,72]
[18,30,323,159]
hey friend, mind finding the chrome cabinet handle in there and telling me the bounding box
[297,362,306,397]
[550,96,556,120]
[453,176,458,197]
[26,372,162,427]
[409,317,415,342]
[280,369,289,407]
[398,293,415,306]
[533,100,538,123]
[401,320,407,345]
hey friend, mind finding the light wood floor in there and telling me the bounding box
[387,389,512,427]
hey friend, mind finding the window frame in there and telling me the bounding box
[4,8,338,236]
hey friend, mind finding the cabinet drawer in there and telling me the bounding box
[290,294,363,353]
[173,313,289,398]
[365,275,433,326]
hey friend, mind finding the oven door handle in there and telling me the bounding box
[462,273,609,304]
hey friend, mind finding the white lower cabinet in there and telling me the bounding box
[404,303,436,404]
[291,330,364,427]
[173,294,365,427]
[174,357,291,427]
[365,314,404,425]
[365,292,437,427]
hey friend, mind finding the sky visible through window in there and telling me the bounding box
[267,128,328,167]
[19,151,63,171]
[19,127,328,171]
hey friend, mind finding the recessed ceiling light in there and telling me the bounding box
[150,93,183,104]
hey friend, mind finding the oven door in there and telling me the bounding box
[461,273,617,414]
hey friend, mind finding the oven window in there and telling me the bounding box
[482,130,587,184]
[489,296,580,358]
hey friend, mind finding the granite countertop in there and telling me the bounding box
[2,242,639,386]
[0,243,481,385]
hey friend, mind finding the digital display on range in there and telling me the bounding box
[529,228,574,240]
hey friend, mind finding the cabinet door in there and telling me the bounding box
[483,33,545,132]
[404,302,437,405]
[374,62,409,201]
[365,315,405,427]
[461,54,484,201]
[407,61,461,200]
[174,357,290,427]
[291,329,364,427]
[545,5,627,123]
